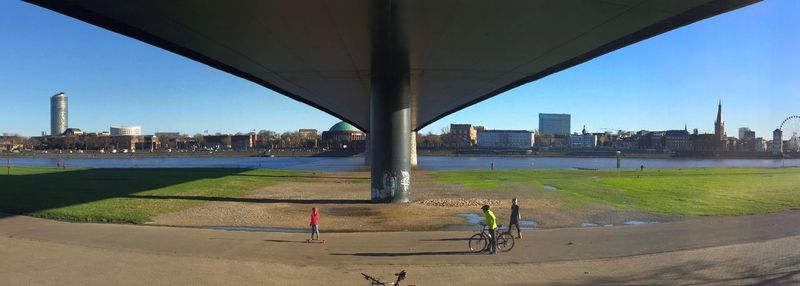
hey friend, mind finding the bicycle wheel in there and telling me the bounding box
[468,233,487,253]
[497,232,515,252]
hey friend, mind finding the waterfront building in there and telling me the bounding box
[450,124,477,147]
[108,135,157,151]
[298,129,319,148]
[691,133,717,151]
[743,130,756,141]
[63,128,83,136]
[298,129,318,138]
[231,134,256,150]
[539,113,571,136]
[570,134,597,148]
[772,129,783,155]
[789,133,800,152]
[50,92,68,136]
[535,134,569,147]
[321,121,366,149]
[110,126,142,136]
[155,132,180,138]
[738,127,752,140]
[84,131,110,136]
[477,130,534,149]
[638,131,665,149]
[203,135,232,149]
[665,130,691,151]
[754,138,768,152]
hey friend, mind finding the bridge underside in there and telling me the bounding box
[27,0,758,202]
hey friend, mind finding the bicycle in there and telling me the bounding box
[361,270,406,286]
[468,223,515,253]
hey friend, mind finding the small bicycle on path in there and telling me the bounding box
[468,223,515,253]
[361,270,407,286]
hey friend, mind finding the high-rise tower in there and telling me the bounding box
[714,100,724,142]
[50,92,68,136]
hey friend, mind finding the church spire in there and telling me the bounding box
[715,100,725,143]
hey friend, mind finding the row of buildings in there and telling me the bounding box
[17,92,796,154]
[40,92,369,151]
[33,120,368,152]
[446,105,799,154]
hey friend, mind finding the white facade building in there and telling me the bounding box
[477,130,534,148]
[754,138,768,152]
[570,134,598,148]
[110,125,142,136]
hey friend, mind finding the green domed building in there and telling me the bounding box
[322,121,366,149]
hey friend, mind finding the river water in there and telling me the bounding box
[4,156,799,172]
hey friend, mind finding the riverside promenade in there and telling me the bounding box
[2,211,800,285]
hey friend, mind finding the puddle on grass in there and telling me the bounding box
[624,220,658,225]
[207,226,307,233]
[580,223,600,227]
[442,213,540,231]
[457,213,484,224]
[542,184,558,190]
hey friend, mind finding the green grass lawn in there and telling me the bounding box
[433,168,800,216]
[2,166,799,224]
[0,167,318,223]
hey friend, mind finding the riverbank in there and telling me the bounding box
[2,148,790,159]
[2,166,799,231]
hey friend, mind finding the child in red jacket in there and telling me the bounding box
[310,207,320,241]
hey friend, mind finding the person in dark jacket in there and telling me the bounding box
[509,198,522,239]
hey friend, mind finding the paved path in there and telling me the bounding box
[2,212,800,285]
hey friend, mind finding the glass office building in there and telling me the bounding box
[50,92,68,136]
[538,113,571,136]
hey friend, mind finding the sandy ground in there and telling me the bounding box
[152,171,679,231]
[3,213,800,285]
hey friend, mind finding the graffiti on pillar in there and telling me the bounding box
[399,170,410,194]
[383,170,397,197]
[372,170,396,200]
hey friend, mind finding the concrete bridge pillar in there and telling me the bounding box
[369,0,410,203]
[410,131,417,167]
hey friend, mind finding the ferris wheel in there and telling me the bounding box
[779,116,800,152]
[779,115,800,140]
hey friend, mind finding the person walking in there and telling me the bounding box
[509,198,522,239]
[309,207,320,241]
[481,204,497,255]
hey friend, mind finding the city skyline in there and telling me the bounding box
[18,96,788,142]
[1,1,798,138]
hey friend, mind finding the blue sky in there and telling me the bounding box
[1,1,798,138]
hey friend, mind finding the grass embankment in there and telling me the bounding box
[2,167,799,225]
[0,167,325,223]
[433,168,800,216]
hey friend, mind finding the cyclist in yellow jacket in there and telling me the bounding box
[481,204,497,254]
